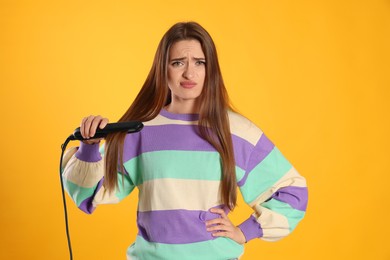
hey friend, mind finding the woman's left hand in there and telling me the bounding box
[205,208,246,245]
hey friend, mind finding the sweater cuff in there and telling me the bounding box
[238,215,263,242]
[75,142,102,162]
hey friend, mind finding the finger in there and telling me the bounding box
[209,208,228,219]
[82,138,103,145]
[80,116,90,139]
[84,115,98,138]
[89,115,103,138]
[207,224,234,232]
[205,218,223,227]
[211,231,232,239]
[98,118,109,129]
[205,218,230,227]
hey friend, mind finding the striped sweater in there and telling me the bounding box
[62,109,308,260]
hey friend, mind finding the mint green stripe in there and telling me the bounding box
[115,173,135,200]
[235,166,245,183]
[240,147,292,204]
[64,179,97,207]
[127,235,243,260]
[124,151,223,185]
[124,150,245,185]
[98,144,105,156]
[262,199,305,231]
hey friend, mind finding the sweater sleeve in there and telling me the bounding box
[237,133,308,242]
[62,142,135,214]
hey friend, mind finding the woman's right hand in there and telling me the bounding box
[80,115,109,144]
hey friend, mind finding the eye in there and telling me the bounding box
[171,61,183,67]
[196,60,206,66]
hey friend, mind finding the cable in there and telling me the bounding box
[59,122,142,260]
[60,136,73,260]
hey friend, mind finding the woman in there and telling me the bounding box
[62,21,308,259]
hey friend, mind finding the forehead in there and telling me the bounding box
[169,39,205,58]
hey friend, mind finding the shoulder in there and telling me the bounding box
[228,110,263,146]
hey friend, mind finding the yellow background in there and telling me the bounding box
[1,0,389,259]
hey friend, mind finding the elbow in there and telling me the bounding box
[260,227,291,242]
[77,197,97,214]
[271,186,308,212]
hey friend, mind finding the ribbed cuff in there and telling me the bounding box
[238,215,263,242]
[75,142,102,162]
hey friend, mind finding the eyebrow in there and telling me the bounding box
[169,57,206,62]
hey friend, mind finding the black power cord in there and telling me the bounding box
[60,136,74,260]
[58,121,143,260]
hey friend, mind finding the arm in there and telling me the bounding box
[62,142,135,214]
[237,134,308,242]
[62,115,135,214]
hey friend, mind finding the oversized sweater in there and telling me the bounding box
[62,109,308,260]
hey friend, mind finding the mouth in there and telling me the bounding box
[180,81,197,89]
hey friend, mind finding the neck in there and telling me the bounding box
[165,98,200,114]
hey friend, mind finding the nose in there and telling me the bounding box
[183,63,194,79]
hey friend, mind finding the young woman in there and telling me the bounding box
[62,21,308,260]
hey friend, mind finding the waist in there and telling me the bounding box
[137,208,225,244]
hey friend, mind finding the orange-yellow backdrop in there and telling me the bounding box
[1,0,389,259]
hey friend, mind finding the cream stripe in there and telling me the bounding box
[61,147,78,169]
[144,114,197,126]
[92,186,120,207]
[138,178,221,212]
[228,111,263,146]
[249,167,306,207]
[262,228,290,242]
[253,206,290,241]
[62,155,104,188]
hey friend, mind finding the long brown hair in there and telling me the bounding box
[105,21,237,210]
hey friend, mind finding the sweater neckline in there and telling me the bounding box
[160,109,199,121]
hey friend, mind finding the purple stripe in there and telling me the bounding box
[237,134,274,187]
[78,179,104,214]
[123,125,214,162]
[232,135,256,171]
[137,206,229,244]
[75,142,102,163]
[123,125,255,170]
[271,186,308,211]
[160,109,199,121]
[238,215,263,242]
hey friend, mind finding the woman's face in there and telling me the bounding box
[167,39,206,110]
